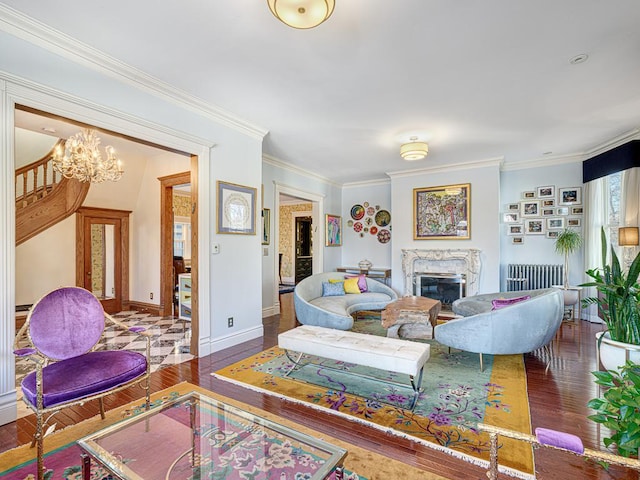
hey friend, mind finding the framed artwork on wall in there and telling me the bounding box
[503,212,519,223]
[537,185,555,198]
[567,218,582,227]
[414,183,470,240]
[521,200,540,217]
[557,207,569,215]
[542,208,555,216]
[546,230,560,239]
[507,224,524,235]
[511,236,524,245]
[547,217,565,229]
[262,208,270,245]
[216,181,256,235]
[542,199,555,208]
[506,203,520,211]
[525,219,544,235]
[559,187,582,205]
[325,214,342,246]
[522,191,536,199]
[571,206,584,215]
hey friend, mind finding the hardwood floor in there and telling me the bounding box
[1,293,636,479]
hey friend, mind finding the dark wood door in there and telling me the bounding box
[295,217,312,283]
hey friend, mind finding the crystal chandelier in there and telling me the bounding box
[52,128,123,183]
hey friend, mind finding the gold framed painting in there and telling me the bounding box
[414,183,470,240]
[216,181,257,235]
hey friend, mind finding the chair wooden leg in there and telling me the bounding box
[479,353,484,372]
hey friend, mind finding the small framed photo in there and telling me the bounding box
[546,230,560,239]
[559,187,582,205]
[537,186,555,198]
[567,218,582,228]
[503,212,520,223]
[325,214,342,246]
[542,208,555,216]
[542,199,555,208]
[217,180,257,235]
[521,200,540,217]
[507,224,524,235]
[511,236,524,245]
[525,219,544,235]
[547,217,565,229]
[571,206,584,215]
[556,207,569,215]
[522,191,536,199]
[506,203,520,211]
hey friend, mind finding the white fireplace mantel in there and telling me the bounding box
[401,249,481,297]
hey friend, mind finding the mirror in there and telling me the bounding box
[90,223,115,300]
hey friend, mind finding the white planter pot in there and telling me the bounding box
[552,285,580,306]
[596,331,640,371]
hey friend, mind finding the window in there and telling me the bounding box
[174,218,191,260]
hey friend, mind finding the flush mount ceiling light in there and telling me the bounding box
[267,0,335,29]
[400,136,429,161]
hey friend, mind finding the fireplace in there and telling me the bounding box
[414,272,466,308]
[402,248,481,299]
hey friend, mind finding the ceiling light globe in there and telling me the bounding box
[400,141,429,161]
[268,0,335,29]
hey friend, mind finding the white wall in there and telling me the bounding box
[0,25,265,425]
[500,160,584,289]
[389,161,502,295]
[341,181,392,269]
[15,216,76,304]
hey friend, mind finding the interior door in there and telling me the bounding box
[76,207,130,314]
[295,216,313,283]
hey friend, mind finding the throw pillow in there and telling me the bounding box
[491,295,531,310]
[322,281,345,297]
[343,277,361,294]
[345,274,368,292]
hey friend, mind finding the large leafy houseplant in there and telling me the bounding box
[581,228,640,345]
[588,361,640,458]
[554,228,583,289]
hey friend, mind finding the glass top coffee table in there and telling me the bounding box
[77,391,347,480]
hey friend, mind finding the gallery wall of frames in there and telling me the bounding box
[502,185,583,245]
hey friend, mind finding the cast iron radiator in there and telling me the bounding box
[506,264,563,291]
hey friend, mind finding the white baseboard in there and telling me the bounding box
[262,304,279,318]
[207,325,264,353]
[0,389,17,427]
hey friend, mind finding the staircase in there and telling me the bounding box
[15,140,90,245]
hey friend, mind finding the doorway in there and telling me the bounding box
[295,216,313,283]
[76,207,130,313]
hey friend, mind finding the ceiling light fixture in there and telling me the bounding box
[267,0,335,29]
[52,128,123,183]
[400,136,429,161]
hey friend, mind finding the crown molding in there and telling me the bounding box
[0,4,267,140]
[386,157,504,179]
[342,178,390,188]
[584,128,640,158]
[263,154,340,187]
[500,153,584,172]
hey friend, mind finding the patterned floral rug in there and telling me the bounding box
[0,382,445,480]
[213,319,535,479]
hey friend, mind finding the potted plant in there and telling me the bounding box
[582,227,640,371]
[588,360,640,459]
[553,227,583,308]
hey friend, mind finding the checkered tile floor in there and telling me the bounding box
[15,311,193,417]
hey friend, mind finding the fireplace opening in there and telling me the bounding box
[414,273,466,310]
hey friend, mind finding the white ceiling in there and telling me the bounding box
[4,1,640,184]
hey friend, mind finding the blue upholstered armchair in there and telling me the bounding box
[13,287,151,480]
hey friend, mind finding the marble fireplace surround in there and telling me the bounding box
[401,249,481,297]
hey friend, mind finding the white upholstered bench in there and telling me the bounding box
[278,325,430,409]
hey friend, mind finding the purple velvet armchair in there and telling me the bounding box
[13,286,151,480]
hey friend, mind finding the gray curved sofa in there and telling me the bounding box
[434,288,563,369]
[294,272,398,330]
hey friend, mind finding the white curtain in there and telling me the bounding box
[583,177,608,322]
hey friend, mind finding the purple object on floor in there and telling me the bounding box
[535,427,584,454]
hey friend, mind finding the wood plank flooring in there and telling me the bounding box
[1,293,636,479]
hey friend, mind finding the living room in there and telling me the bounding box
[1,2,640,479]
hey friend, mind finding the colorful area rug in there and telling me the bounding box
[213,319,535,479]
[0,382,443,480]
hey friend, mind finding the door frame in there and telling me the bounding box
[76,207,131,313]
[159,167,199,356]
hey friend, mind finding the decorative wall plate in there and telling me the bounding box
[375,210,391,227]
[353,221,363,232]
[377,228,391,243]
[370,226,378,235]
[366,206,375,216]
[351,204,365,220]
